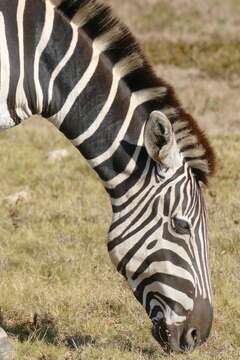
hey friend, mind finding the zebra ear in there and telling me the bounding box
[144,111,182,168]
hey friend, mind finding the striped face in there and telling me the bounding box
[108,160,213,352]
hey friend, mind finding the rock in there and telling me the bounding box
[4,190,31,206]
[0,328,15,360]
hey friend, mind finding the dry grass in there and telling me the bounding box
[154,64,240,134]
[0,0,239,359]
[143,39,240,80]
[108,0,240,39]
[107,0,240,136]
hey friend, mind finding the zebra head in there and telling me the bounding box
[108,111,213,353]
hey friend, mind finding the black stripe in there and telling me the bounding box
[81,6,117,40]
[117,220,161,278]
[132,249,194,281]
[0,1,20,113]
[162,222,193,259]
[40,7,73,116]
[163,187,171,216]
[171,176,186,215]
[23,0,46,113]
[135,273,193,307]
[108,200,160,252]
[111,162,153,211]
[60,57,114,140]
[46,26,93,117]
[58,0,83,19]
[110,185,154,233]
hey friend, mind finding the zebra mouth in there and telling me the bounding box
[152,320,198,353]
[152,320,182,353]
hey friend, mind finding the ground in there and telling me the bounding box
[0,0,239,359]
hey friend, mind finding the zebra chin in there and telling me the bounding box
[151,298,213,353]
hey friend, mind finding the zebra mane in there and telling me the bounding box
[49,0,215,182]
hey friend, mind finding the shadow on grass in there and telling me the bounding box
[0,312,97,349]
[0,312,161,358]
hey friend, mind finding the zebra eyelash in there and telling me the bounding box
[171,217,191,236]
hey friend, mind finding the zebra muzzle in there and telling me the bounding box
[152,320,199,353]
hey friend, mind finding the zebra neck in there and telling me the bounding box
[49,52,154,199]
[42,9,162,200]
[0,0,158,200]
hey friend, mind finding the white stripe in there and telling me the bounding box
[202,201,213,303]
[191,198,206,298]
[16,0,31,119]
[128,261,195,290]
[143,282,194,311]
[48,25,79,106]
[90,87,164,168]
[0,13,15,129]
[200,209,211,301]
[49,0,62,6]
[198,200,210,300]
[34,2,55,113]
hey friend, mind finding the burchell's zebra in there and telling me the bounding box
[0,0,215,357]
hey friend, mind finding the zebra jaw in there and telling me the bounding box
[144,111,182,169]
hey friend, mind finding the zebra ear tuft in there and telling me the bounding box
[144,111,182,168]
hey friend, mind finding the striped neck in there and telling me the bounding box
[0,0,164,198]
[0,0,215,194]
[39,3,166,199]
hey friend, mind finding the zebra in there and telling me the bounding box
[0,0,216,357]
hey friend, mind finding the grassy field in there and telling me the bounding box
[0,0,239,359]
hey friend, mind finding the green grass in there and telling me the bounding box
[0,121,239,359]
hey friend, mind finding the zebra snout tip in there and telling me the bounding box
[151,298,213,353]
[152,320,204,353]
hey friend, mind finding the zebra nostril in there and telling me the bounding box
[184,328,199,349]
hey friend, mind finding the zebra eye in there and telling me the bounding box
[172,217,191,235]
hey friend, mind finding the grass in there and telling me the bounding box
[143,39,240,80]
[109,0,240,40]
[0,0,239,359]
[137,0,240,38]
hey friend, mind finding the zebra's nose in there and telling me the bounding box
[180,327,199,351]
[152,320,184,353]
[152,321,200,353]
